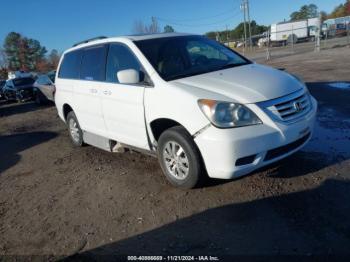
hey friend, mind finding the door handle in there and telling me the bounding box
[89,88,97,93]
[103,90,112,95]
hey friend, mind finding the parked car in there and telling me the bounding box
[3,77,35,102]
[0,80,6,99]
[33,71,56,104]
[55,33,317,189]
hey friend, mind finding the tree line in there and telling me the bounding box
[326,0,350,19]
[0,32,60,79]
[206,21,267,42]
[290,1,350,22]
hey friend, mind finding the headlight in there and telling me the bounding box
[198,99,262,128]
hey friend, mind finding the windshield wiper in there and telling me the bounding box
[218,62,248,70]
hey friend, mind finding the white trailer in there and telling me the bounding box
[270,18,319,44]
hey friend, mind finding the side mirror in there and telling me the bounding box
[117,69,140,84]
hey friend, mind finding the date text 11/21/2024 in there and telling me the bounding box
[127,255,220,261]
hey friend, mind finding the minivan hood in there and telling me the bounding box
[172,64,305,103]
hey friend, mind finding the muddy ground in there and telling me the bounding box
[0,47,350,260]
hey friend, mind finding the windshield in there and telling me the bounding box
[134,35,250,81]
[13,77,34,86]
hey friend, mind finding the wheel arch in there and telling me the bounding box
[149,118,190,142]
[62,103,74,121]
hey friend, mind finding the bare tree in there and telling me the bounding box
[133,20,147,34]
[148,17,160,34]
[132,17,160,34]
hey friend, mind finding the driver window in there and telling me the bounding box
[106,43,141,83]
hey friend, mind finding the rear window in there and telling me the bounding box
[80,45,107,81]
[13,78,34,86]
[58,50,82,79]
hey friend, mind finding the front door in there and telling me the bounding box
[100,43,149,150]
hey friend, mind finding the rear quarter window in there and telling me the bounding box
[58,50,82,79]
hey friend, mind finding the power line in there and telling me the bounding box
[156,9,242,28]
[156,6,240,23]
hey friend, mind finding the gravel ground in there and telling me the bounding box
[0,46,350,260]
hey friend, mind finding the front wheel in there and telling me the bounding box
[157,126,204,189]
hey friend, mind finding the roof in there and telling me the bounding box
[65,32,196,53]
[122,32,194,41]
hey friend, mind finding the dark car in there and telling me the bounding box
[33,72,56,104]
[3,77,35,102]
[0,80,6,99]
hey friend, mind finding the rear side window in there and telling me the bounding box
[80,45,107,81]
[106,44,141,83]
[59,50,82,79]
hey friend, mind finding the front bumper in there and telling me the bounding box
[5,88,33,101]
[194,96,317,179]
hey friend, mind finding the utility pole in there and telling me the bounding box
[315,11,321,52]
[246,0,252,51]
[240,0,247,52]
[226,24,229,43]
[347,21,350,48]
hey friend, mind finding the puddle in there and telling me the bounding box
[328,82,350,90]
[302,106,350,163]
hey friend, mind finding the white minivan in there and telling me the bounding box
[55,33,317,188]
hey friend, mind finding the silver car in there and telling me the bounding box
[33,72,56,104]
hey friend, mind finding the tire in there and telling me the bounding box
[35,91,42,105]
[66,111,84,147]
[157,126,203,189]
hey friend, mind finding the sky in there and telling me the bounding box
[0,0,344,53]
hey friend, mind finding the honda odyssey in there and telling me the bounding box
[55,33,317,188]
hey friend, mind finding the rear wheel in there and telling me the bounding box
[157,126,203,189]
[66,111,84,147]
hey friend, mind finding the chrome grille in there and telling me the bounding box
[259,89,312,123]
[275,93,310,121]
